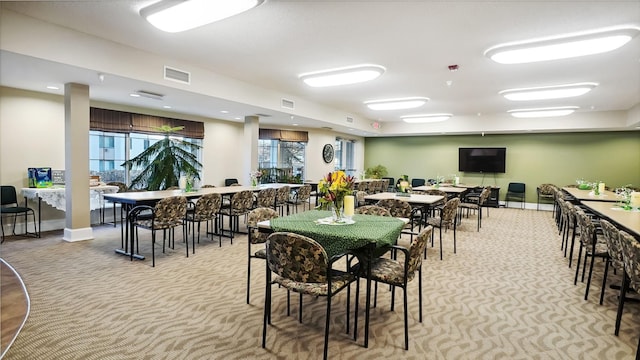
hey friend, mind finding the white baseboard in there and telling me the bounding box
[501,201,554,211]
[63,227,94,242]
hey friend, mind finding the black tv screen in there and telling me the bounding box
[458,147,506,173]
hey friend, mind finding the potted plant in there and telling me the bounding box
[365,164,388,179]
[122,125,202,191]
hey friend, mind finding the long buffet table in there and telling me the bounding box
[581,201,640,238]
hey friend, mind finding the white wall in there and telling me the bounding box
[1,86,364,231]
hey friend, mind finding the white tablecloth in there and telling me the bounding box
[22,185,119,211]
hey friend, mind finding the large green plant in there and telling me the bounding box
[122,125,202,191]
[365,164,388,179]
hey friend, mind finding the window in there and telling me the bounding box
[335,138,356,176]
[89,130,202,186]
[258,139,306,183]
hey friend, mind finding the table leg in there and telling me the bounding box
[113,203,144,260]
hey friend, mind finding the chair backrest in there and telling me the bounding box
[106,181,128,193]
[1,185,19,206]
[538,183,556,195]
[201,184,216,188]
[441,197,460,222]
[508,182,526,193]
[193,193,222,220]
[257,188,277,208]
[600,219,623,269]
[266,232,329,283]
[357,182,368,192]
[225,178,239,186]
[154,196,187,226]
[367,181,378,193]
[296,185,312,201]
[355,190,368,206]
[375,198,412,218]
[275,186,290,203]
[407,226,433,275]
[619,230,640,290]
[247,207,279,244]
[354,205,391,217]
[575,209,596,247]
[478,187,492,205]
[231,190,255,212]
[411,178,426,187]
[381,177,394,191]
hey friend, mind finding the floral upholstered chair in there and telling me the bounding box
[275,186,291,216]
[459,187,491,232]
[184,192,222,250]
[350,226,432,350]
[425,197,460,260]
[255,187,276,209]
[355,190,368,207]
[375,198,419,240]
[246,207,279,304]
[218,190,254,243]
[263,232,355,360]
[573,208,608,301]
[615,231,640,345]
[355,205,391,217]
[128,195,188,267]
[537,183,557,211]
[287,184,312,213]
[599,219,624,305]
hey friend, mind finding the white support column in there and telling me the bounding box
[63,83,93,242]
[244,115,259,185]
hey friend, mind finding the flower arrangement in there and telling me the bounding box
[318,170,355,220]
[250,170,262,186]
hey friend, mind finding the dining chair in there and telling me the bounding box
[274,185,290,216]
[350,226,432,350]
[424,197,460,260]
[128,195,188,267]
[262,232,355,360]
[287,184,312,213]
[255,187,276,209]
[536,183,556,211]
[381,177,394,192]
[355,190,368,207]
[614,230,640,360]
[458,187,491,232]
[218,190,254,243]
[356,181,368,193]
[367,181,378,194]
[104,181,128,227]
[184,192,222,250]
[246,207,279,304]
[224,178,239,186]
[355,205,391,217]
[1,185,39,242]
[375,198,419,242]
[573,208,608,301]
[505,182,526,209]
[411,178,425,188]
[599,219,624,305]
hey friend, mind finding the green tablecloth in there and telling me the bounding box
[270,210,405,258]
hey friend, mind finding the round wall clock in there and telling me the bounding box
[322,144,334,163]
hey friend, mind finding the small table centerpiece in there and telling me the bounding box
[318,170,355,223]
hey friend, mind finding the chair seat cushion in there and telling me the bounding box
[0,207,33,214]
[134,219,183,230]
[274,270,354,297]
[352,258,414,287]
[459,203,479,210]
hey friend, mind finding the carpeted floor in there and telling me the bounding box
[1,207,638,359]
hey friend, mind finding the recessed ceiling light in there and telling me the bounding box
[129,93,141,97]
[292,123,299,126]
[365,97,429,111]
[401,114,452,123]
[140,0,264,33]
[508,106,579,118]
[163,105,172,109]
[299,64,385,87]
[220,110,229,114]
[485,26,640,64]
[46,85,59,90]
[500,82,598,101]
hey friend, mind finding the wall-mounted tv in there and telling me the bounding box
[458,147,506,173]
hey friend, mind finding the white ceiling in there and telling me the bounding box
[1,0,639,137]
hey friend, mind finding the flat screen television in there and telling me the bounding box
[458,147,506,173]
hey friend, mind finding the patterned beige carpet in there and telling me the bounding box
[1,207,638,359]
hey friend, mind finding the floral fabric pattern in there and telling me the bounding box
[256,188,276,208]
[248,207,279,245]
[620,231,640,290]
[186,193,221,222]
[600,219,623,270]
[375,199,413,218]
[355,205,391,217]
[135,196,187,230]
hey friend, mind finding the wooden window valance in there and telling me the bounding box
[90,108,204,139]
[259,128,308,142]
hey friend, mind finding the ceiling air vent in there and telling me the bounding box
[135,90,164,100]
[164,66,191,84]
[346,116,354,123]
[281,98,295,109]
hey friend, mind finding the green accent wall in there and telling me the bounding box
[364,132,640,203]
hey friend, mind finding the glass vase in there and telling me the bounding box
[332,198,344,222]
